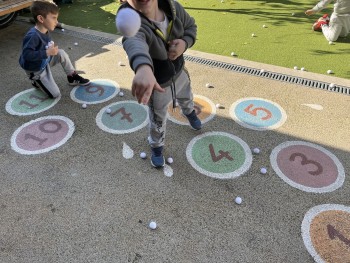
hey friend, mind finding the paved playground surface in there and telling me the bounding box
[0,20,350,263]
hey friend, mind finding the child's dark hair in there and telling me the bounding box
[31,1,59,22]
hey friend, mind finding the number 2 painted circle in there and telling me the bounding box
[11,116,75,155]
[229,97,287,130]
[70,79,119,104]
[270,141,345,193]
[302,204,350,263]
[186,131,252,179]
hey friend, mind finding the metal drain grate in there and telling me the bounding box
[55,27,350,96]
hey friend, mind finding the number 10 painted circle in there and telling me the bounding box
[11,116,74,155]
[186,131,252,179]
[270,141,345,193]
[230,97,287,130]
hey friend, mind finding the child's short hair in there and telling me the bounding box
[31,1,59,22]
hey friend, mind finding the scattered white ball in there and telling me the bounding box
[149,221,157,230]
[230,52,236,56]
[82,103,87,109]
[234,196,242,205]
[74,42,78,46]
[251,33,256,37]
[329,41,334,45]
[140,152,147,159]
[105,108,112,114]
[205,83,212,88]
[262,25,267,28]
[253,148,260,154]
[293,66,298,70]
[215,103,221,109]
[221,0,224,3]
[301,67,306,71]
[116,8,141,37]
[118,61,125,66]
[119,91,124,97]
[292,12,295,16]
[260,69,265,73]
[61,28,65,32]
[260,167,267,174]
[167,157,174,164]
[329,83,335,88]
[327,70,333,74]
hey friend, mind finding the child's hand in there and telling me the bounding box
[132,65,164,104]
[46,45,58,56]
[167,39,186,61]
[305,9,315,16]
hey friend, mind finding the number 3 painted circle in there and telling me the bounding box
[229,97,287,130]
[302,204,350,263]
[186,131,252,179]
[270,141,345,193]
[11,116,75,155]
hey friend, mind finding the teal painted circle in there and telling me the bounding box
[70,79,119,104]
[186,132,252,179]
[96,101,148,134]
[230,97,287,130]
[6,88,59,116]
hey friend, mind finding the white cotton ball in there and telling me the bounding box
[167,157,173,164]
[230,52,236,56]
[140,152,146,159]
[262,25,267,28]
[149,221,157,230]
[329,41,334,45]
[61,28,65,32]
[74,42,78,46]
[293,66,298,70]
[82,103,87,109]
[105,108,112,114]
[301,67,306,71]
[116,8,141,37]
[329,83,335,89]
[253,148,260,154]
[118,61,125,66]
[119,91,124,97]
[260,69,265,73]
[260,167,267,174]
[327,70,333,74]
[205,83,212,88]
[251,33,256,37]
[235,196,242,204]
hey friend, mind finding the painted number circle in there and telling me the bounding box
[270,141,345,193]
[96,101,148,134]
[6,88,60,116]
[186,131,252,179]
[167,95,216,125]
[11,116,74,155]
[302,204,350,263]
[229,97,287,130]
[70,79,119,104]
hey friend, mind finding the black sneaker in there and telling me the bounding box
[185,110,202,130]
[150,146,165,168]
[67,72,90,86]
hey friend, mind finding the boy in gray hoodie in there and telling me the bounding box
[119,0,201,168]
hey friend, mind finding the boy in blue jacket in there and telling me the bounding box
[19,1,89,98]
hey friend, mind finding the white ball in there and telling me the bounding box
[293,66,298,70]
[149,221,157,230]
[119,91,124,97]
[230,52,235,56]
[140,152,147,159]
[205,83,211,88]
[215,103,221,109]
[235,196,242,204]
[301,67,306,71]
[260,69,265,73]
[329,83,335,88]
[167,157,173,164]
[82,103,87,109]
[105,108,112,114]
[118,61,125,66]
[116,8,141,37]
[74,42,78,46]
[61,28,65,32]
[327,70,333,74]
[291,13,295,16]
[329,41,334,45]
[253,148,260,154]
[260,167,267,174]
[262,25,267,28]
[251,33,255,37]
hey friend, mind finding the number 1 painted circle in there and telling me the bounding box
[270,141,345,193]
[70,79,119,104]
[186,131,252,179]
[230,97,287,130]
[11,116,75,155]
[302,204,350,263]
[6,88,60,116]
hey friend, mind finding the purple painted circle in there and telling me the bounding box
[276,145,338,188]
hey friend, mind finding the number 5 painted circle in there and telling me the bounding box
[270,141,345,193]
[302,204,350,263]
[186,131,252,179]
[11,116,75,155]
[229,97,287,130]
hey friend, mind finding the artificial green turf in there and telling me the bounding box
[55,0,350,79]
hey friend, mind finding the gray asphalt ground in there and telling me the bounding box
[0,20,349,263]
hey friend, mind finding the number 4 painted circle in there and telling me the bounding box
[270,141,345,193]
[186,131,252,179]
[230,97,287,130]
[302,204,350,262]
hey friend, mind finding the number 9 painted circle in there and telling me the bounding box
[230,97,287,130]
[270,141,345,193]
[186,131,252,179]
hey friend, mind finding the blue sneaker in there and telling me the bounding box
[185,110,202,130]
[151,146,165,168]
